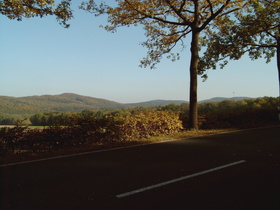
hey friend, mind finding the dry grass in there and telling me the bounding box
[145,128,235,142]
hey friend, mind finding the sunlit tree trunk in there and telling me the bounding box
[188,0,200,130]
[189,30,200,130]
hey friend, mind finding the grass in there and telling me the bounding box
[0,125,15,128]
[145,129,235,142]
[26,126,45,129]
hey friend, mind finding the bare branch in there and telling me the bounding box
[206,0,214,15]
[178,0,187,13]
[250,43,277,48]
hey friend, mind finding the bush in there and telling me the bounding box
[119,110,183,140]
[1,127,28,154]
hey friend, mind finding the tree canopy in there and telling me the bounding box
[199,0,280,94]
[81,0,247,129]
[0,0,73,27]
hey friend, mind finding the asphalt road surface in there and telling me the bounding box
[1,125,280,209]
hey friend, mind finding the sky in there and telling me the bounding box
[0,3,279,103]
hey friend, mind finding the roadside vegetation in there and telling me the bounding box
[0,97,279,164]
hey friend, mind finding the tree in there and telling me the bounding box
[0,0,73,28]
[81,0,247,129]
[199,0,280,96]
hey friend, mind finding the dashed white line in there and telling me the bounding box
[116,160,246,198]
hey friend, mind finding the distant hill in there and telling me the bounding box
[127,100,188,107]
[0,93,126,115]
[131,97,251,107]
[199,97,251,103]
[0,93,252,116]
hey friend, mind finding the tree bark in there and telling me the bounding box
[189,30,200,130]
[277,39,280,97]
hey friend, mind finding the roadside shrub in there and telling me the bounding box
[0,127,28,154]
[0,110,183,156]
[199,108,279,129]
[0,127,9,154]
[119,110,183,140]
[179,97,279,129]
[24,129,45,153]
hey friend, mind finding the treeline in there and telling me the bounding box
[197,97,280,128]
[1,96,279,128]
[0,114,31,126]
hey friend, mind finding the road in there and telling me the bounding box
[1,126,280,209]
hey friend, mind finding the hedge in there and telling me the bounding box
[0,110,183,155]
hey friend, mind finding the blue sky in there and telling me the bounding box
[0,5,278,103]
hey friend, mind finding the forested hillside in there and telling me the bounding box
[0,93,249,116]
[1,93,279,126]
[0,92,127,122]
[0,93,188,123]
[0,93,188,116]
[0,93,127,124]
[0,93,125,114]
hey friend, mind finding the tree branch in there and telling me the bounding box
[124,0,190,26]
[199,0,238,32]
[163,0,191,25]
[250,43,277,48]
[206,0,214,15]
[178,0,187,13]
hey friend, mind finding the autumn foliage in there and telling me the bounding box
[0,97,279,157]
[0,110,183,156]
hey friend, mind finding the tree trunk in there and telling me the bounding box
[277,39,280,97]
[189,30,200,130]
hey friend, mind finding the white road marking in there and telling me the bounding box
[116,160,246,198]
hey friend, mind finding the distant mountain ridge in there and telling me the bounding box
[0,93,251,115]
[0,93,125,115]
[199,97,251,103]
[126,100,188,107]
